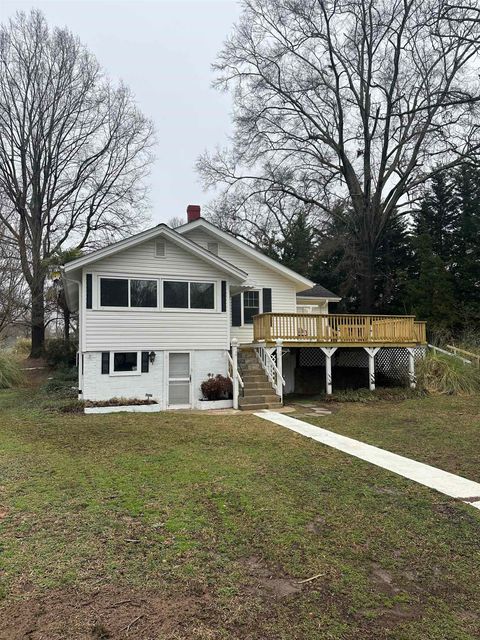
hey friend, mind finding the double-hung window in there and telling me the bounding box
[243,290,260,324]
[163,281,215,310]
[100,278,158,308]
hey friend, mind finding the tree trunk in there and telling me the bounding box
[359,249,375,313]
[63,306,70,343]
[30,277,45,358]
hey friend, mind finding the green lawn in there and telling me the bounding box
[300,394,480,482]
[1,388,480,639]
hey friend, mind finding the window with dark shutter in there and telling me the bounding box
[141,352,149,373]
[101,352,110,374]
[86,274,92,309]
[262,288,272,313]
[231,293,241,326]
[221,281,227,312]
[243,290,260,324]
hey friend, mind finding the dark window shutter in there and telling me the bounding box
[141,352,149,373]
[262,288,272,313]
[221,281,227,312]
[231,293,241,326]
[86,274,92,309]
[101,352,110,374]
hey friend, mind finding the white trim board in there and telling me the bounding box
[255,411,480,510]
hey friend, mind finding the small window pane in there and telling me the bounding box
[164,281,188,308]
[113,352,138,372]
[101,278,128,307]
[190,282,215,309]
[207,242,219,255]
[131,280,157,307]
[244,290,259,324]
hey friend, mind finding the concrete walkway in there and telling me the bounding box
[255,410,480,510]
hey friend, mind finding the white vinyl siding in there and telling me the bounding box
[184,228,298,343]
[83,238,230,351]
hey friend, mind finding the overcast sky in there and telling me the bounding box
[0,0,240,225]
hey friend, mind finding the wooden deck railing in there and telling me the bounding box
[253,313,427,345]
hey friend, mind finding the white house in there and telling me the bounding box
[63,205,426,410]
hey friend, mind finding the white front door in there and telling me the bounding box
[167,352,191,408]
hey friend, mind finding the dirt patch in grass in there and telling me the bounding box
[242,555,303,598]
[18,357,51,387]
[0,586,211,640]
[305,515,327,533]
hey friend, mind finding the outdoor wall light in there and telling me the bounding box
[149,351,156,364]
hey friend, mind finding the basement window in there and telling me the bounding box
[111,352,141,376]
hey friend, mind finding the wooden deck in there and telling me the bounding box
[253,313,427,348]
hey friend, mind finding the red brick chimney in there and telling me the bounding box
[187,204,201,223]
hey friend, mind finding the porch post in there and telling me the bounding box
[231,338,239,409]
[320,347,337,395]
[364,347,380,391]
[275,338,284,401]
[407,348,416,389]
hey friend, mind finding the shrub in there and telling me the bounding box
[455,327,480,354]
[84,397,158,407]
[417,352,480,395]
[0,351,24,389]
[42,366,78,397]
[44,338,78,367]
[200,374,233,401]
[11,337,31,357]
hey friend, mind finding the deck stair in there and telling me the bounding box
[237,348,282,411]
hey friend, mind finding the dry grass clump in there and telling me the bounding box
[417,352,480,395]
[0,350,24,389]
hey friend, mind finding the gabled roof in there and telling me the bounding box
[63,223,248,281]
[297,284,341,301]
[176,218,315,290]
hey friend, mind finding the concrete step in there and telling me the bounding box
[243,378,270,386]
[243,386,275,396]
[239,401,282,411]
[241,370,266,376]
[239,394,280,406]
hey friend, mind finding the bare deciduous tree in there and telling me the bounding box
[198,0,480,310]
[167,216,186,229]
[0,10,155,356]
[0,223,28,337]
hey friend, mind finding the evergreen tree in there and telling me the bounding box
[451,165,480,323]
[406,233,458,331]
[413,170,456,263]
[267,212,315,278]
[310,210,412,313]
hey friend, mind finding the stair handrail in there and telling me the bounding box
[428,344,472,364]
[227,340,244,410]
[446,345,480,367]
[254,340,285,402]
[226,351,244,388]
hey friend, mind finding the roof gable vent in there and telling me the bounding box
[155,239,166,258]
